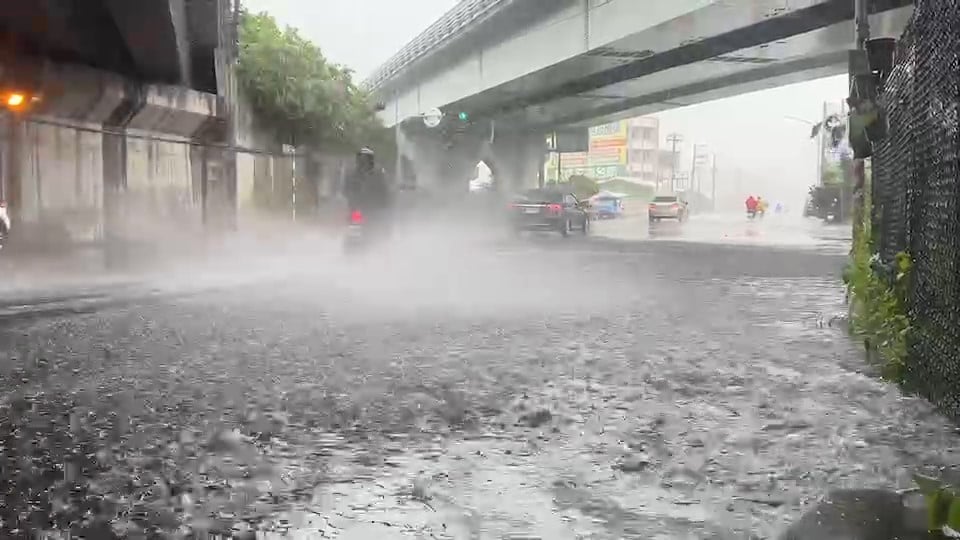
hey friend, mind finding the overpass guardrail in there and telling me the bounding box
[363,0,508,91]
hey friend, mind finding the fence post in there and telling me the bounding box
[849,0,871,245]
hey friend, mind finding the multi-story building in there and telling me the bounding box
[545,115,667,185]
[627,117,660,185]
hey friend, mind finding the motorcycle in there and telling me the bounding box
[747,209,757,220]
[342,209,369,254]
[823,198,841,224]
[342,208,391,255]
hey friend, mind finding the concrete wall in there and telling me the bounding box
[233,92,352,228]
[11,121,104,243]
[122,129,200,241]
[0,118,201,250]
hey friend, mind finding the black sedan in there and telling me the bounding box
[509,188,589,237]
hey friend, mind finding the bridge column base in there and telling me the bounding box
[484,131,546,194]
[397,124,545,197]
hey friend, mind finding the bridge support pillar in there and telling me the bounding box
[396,126,479,197]
[484,131,546,194]
[397,123,546,198]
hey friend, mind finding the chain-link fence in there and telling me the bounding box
[870,0,960,417]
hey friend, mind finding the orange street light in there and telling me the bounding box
[6,93,25,107]
[3,91,40,111]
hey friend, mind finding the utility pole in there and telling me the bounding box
[711,155,717,211]
[689,144,707,196]
[816,101,827,185]
[689,146,697,195]
[666,133,683,192]
[394,92,401,189]
[557,150,563,183]
[849,0,870,229]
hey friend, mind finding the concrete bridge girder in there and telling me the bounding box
[102,0,193,87]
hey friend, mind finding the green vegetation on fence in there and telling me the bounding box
[843,179,912,383]
[236,10,392,154]
[914,473,960,535]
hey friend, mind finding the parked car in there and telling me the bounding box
[509,188,589,237]
[648,195,688,222]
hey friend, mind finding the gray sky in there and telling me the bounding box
[244,0,849,207]
[241,0,458,78]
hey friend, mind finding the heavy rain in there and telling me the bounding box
[2,0,958,539]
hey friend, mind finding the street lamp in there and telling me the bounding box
[2,91,40,112]
[6,93,25,108]
[783,115,823,186]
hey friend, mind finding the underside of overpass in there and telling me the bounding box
[374,0,912,131]
[0,0,225,136]
[371,0,912,194]
[0,0,218,92]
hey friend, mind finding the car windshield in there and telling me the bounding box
[653,196,678,203]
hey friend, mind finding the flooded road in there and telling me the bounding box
[0,216,956,539]
[593,212,851,254]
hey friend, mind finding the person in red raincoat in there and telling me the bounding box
[745,195,758,214]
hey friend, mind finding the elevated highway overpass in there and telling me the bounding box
[367,0,912,193]
[0,0,225,133]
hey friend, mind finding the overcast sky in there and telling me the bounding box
[241,0,459,78]
[243,0,850,208]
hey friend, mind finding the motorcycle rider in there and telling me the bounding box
[756,196,768,216]
[343,147,393,236]
[745,195,758,216]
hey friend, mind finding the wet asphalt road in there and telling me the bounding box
[1,213,958,539]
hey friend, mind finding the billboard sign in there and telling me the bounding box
[548,128,590,153]
[547,152,588,168]
[546,164,627,180]
[589,121,628,139]
[589,121,628,166]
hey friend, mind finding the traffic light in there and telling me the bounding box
[458,111,469,122]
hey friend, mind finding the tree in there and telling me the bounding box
[236,10,388,152]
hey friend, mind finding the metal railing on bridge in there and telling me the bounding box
[363,0,508,91]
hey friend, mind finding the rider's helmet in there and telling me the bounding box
[357,147,375,171]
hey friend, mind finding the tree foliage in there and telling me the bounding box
[236,10,390,154]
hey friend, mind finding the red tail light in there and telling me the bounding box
[349,210,364,224]
[546,204,562,215]
[671,203,680,209]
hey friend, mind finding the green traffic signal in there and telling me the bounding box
[458,112,469,121]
